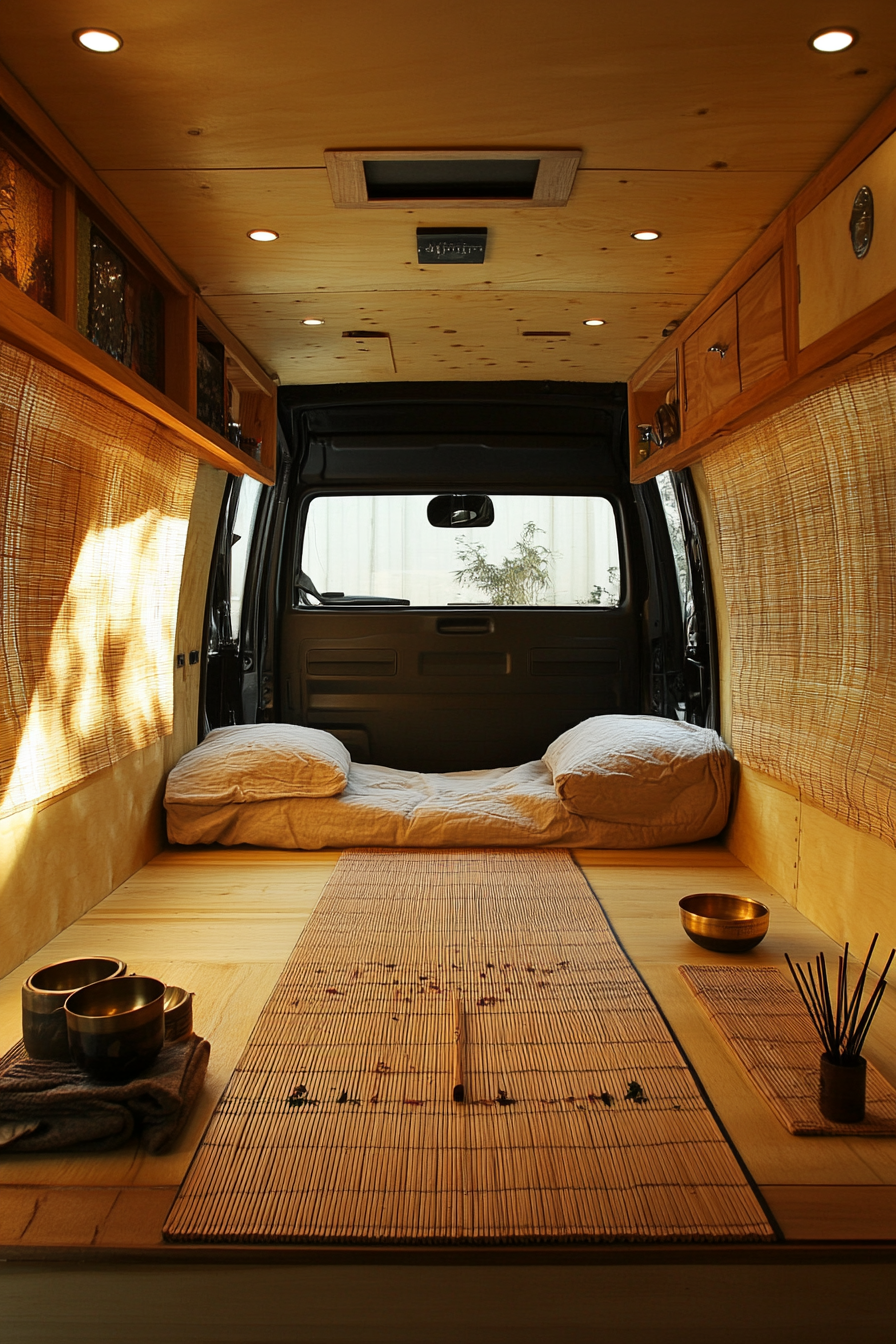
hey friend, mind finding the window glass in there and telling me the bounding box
[300,494,621,607]
[230,477,263,634]
[656,472,688,615]
[0,147,54,309]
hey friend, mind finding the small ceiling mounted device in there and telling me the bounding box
[302,318,325,326]
[73,28,123,52]
[583,319,605,327]
[417,228,487,265]
[632,230,661,241]
[810,28,857,52]
[247,229,279,242]
[850,186,873,259]
[325,149,580,208]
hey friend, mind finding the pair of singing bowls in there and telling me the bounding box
[65,975,166,1082]
[679,893,770,953]
[22,957,127,1061]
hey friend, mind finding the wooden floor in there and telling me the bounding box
[1,843,893,1342]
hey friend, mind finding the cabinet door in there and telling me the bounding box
[737,251,786,390]
[684,295,740,425]
[797,129,896,349]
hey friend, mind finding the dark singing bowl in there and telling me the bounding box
[22,956,127,1061]
[163,985,194,1042]
[65,975,166,1081]
[679,893,770,953]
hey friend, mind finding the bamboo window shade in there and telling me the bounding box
[0,341,197,818]
[701,349,896,845]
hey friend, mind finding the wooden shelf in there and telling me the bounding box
[0,58,276,484]
[629,85,896,482]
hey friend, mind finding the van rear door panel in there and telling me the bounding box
[282,607,639,771]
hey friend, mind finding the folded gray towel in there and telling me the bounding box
[0,1033,210,1153]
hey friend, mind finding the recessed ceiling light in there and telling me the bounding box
[73,28,123,52]
[302,318,325,326]
[583,318,605,327]
[247,229,279,242]
[631,230,661,241]
[810,28,857,52]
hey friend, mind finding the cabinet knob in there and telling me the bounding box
[707,343,729,359]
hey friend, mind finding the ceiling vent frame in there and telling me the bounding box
[324,148,581,208]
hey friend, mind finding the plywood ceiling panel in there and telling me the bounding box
[99,167,805,301]
[1,3,895,385]
[1,4,894,173]
[210,290,704,384]
[96,163,800,380]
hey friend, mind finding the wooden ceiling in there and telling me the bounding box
[1,2,895,386]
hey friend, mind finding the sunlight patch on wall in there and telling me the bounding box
[0,342,197,819]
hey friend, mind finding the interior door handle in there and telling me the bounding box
[707,343,729,359]
[437,617,493,635]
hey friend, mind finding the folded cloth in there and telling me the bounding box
[0,1033,210,1153]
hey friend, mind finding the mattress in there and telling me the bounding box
[165,756,730,850]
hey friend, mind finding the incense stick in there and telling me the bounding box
[786,935,893,1061]
[452,992,465,1103]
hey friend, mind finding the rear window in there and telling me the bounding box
[299,494,621,607]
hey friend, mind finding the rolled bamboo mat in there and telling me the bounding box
[680,965,896,1136]
[164,850,774,1243]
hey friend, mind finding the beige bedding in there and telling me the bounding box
[165,755,731,850]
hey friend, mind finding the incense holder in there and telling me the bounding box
[819,1052,866,1123]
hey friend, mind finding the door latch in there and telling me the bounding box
[707,343,729,359]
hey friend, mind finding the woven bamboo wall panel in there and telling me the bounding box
[701,350,896,845]
[0,341,197,817]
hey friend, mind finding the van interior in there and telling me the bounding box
[0,7,894,1341]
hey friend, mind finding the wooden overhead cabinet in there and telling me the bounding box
[797,129,896,350]
[0,65,276,484]
[683,296,740,427]
[629,87,896,482]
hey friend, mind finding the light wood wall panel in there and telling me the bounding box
[725,765,800,904]
[725,768,896,955]
[0,461,225,978]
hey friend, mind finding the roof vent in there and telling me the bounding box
[325,149,580,208]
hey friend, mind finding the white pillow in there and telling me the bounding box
[543,714,732,828]
[165,723,351,806]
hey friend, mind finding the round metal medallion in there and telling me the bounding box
[850,185,873,259]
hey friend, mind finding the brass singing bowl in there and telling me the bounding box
[65,975,165,1081]
[22,957,127,1061]
[679,893,770,953]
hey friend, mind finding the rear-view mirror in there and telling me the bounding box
[427,493,495,528]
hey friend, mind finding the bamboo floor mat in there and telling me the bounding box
[680,966,896,1136]
[164,850,774,1244]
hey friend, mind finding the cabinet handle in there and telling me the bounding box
[707,343,729,359]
